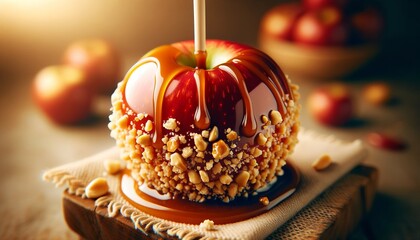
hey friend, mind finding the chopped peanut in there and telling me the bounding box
[256,133,267,146]
[208,126,219,142]
[199,219,215,231]
[212,140,230,159]
[260,196,269,206]
[269,110,283,125]
[104,160,121,175]
[226,130,238,141]
[188,170,202,184]
[137,134,152,146]
[166,137,180,152]
[145,120,153,132]
[194,134,208,151]
[170,153,187,172]
[85,177,109,199]
[235,171,250,187]
[312,154,332,171]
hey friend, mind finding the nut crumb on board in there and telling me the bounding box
[312,154,332,171]
[199,219,215,231]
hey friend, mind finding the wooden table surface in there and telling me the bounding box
[1,55,419,239]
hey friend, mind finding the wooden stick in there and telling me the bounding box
[193,0,206,53]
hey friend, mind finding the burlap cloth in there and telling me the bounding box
[43,130,367,240]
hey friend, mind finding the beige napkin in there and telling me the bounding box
[43,130,367,240]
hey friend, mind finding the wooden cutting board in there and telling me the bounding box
[63,165,378,240]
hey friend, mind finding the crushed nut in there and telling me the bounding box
[235,171,250,187]
[163,118,178,131]
[226,130,238,141]
[199,170,210,183]
[252,147,263,158]
[199,219,215,231]
[170,153,187,172]
[261,115,269,124]
[260,196,269,206]
[181,147,193,159]
[104,159,122,175]
[208,126,219,142]
[188,170,202,184]
[269,110,283,125]
[142,146,155,161]
[219,174,233,185]
[145,120,153,132]
[166,137,180,152]
[312,154,332,171]
[228,183,238,198]
[212,163,222,175]
[85,177,109,199]
[256,133,267,146]
[194,134,208,151]
[117,115,128,129]
[201,130,209,138]
[212,140,230,159]
[137,134,152,146]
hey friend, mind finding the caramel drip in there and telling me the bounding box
[194,69,211,129]
[194,50,207,69]
[219,63,257,137]
[241,49,293,101]
[235,58,287,116]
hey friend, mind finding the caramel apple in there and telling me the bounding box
[109,40,300,202]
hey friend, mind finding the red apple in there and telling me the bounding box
[32,65,93,124]
[121,40,298,140]
[307,84,353,126]
[351,7,384,42]
[109,40,300,201]
[303,0,349,10]
[63,39,120,95]
[292,6,349,46]
[259,3,303,41]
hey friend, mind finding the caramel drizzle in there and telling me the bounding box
[194,68,211,129]
[123,45,292,147]
[218,63,257,137]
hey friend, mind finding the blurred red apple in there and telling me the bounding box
[292,6,349,46]
[63,39,120,95]
[303,0,349,10]
[307,84,353,126]
[351,7,384,42]
[259,3,303,41]
[32,65,93,124]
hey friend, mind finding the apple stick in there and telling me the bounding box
[193,0,206,68]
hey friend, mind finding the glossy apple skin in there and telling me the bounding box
[307,84,353,126]
[32,65,93,125]
[292,6,349,46]
[63,39,120,95]
[259,3,303,41]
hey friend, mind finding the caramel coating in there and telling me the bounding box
[109,78,300,202]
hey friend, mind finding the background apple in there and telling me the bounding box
[351,6,384,43]
[260,0,384,47]
[292,6,349,46]
[32,65,93,124]
[259,3,303,41]
[303,0,349,10]
[63,39,120,95]
[307,84,353,126]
